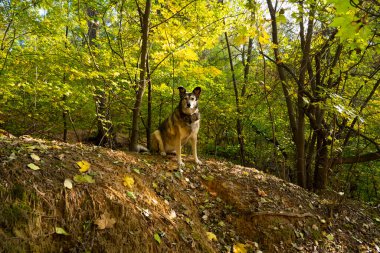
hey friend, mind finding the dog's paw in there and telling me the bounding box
[178,161,185,167]
[195,159,203,165]
[160,151,167,156]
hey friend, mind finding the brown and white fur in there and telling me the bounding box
[151,86,202,167]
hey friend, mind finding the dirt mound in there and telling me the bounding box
[0,134,379,252]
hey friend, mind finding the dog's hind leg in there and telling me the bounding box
[152,130,166,156]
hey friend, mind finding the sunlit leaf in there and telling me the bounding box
[73,174,95,184]
[123,175,134,188]
[55,227,69,236]
[206,231,217,241]
[154,233,161,244]
[77,160,91,173]
[64,178,73,189]
[27,163,41,171]
[30,153,40,161]
[233,243,248,253]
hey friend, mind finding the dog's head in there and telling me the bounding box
[178,86,201,115]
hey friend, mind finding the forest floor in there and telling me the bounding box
[0,132,379,253]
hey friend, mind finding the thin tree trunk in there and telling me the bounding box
[146,57,152,150]
[224,31,245,165]
[87,7,113,147]
[266,0,297,140]
[130,0,151,151]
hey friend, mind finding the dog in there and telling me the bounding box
[151,86,202,167]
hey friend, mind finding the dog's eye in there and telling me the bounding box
[191,97,195,101]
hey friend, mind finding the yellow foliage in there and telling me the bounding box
[77,160,90,173]
[206,231,217,241]
[123,175,135,188]
[233,243,249,253]
[175,48,199,61]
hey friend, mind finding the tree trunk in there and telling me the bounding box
[129,0,151,152]
[224,31,245,165]
[87,7,114,147]
[314,133,329,190]
[146,57,152,150]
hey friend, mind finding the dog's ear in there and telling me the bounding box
[192,87,201,99]
[178,86,186,97]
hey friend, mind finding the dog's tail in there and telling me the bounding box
[136,144,149,153]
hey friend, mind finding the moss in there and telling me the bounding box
[11,184,26,200]
[0,201,30,230]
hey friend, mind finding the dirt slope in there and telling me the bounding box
[0,134,379,253]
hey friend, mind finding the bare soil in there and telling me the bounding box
[0,133,379,252]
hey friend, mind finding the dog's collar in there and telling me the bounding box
[180,111,200,124]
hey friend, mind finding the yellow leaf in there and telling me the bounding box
[30,153,40,161]
[55,227,69,236]
[27,163,41,171]
[233,243,248,253]
[77,160,90,173]
[123,175,134,188]
[206,231,217,241]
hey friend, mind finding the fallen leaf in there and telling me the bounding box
[257,188,267,197]
[73,174,95,184]
[64,178,73,189]
[27,163,41,171]
[169,210,177,219]
[326,233,334,241]
[123,175,134,188]
[77,160,90,173]
[142,208,151,217]
[127,191,136,199]
[9,152,16,160]
[30,153,40,161]
[233,243,248,253]
[95,212,116,230]
[201,174,214,181]
[154,233,161,244]
[206,231,217,241]
[55,227,69,236]
[242,171,249,176]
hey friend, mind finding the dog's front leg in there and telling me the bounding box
[190,136,202,165]
[176,136,184,167]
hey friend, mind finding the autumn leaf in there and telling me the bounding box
[27,163,41,171]
[73,174,95,184]
[123,175,134,188]
[233,243,248,253]
[326,233,334,241]
[206,231,217,241]
[77,160,90,173]
[95,212,116,230]
[55,227,69,236]
[30,153,40,161]
[257,188,267,197]
[154,233,161,244]
[127,191,136,199]
[64,178,73,189]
